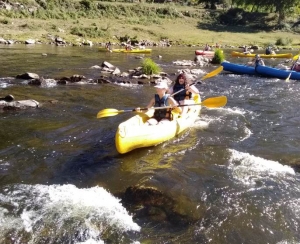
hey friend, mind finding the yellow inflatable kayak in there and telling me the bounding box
[112,48,152,53]
[231,51,292,59]
[115,95,201,154]
[98,48,152,53]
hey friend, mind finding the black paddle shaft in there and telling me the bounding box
[171,81,202,97]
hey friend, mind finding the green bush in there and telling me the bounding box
[275,37,292,46]
[141,58,161,75]
[117,34,138,44]
[0,19,9,24]
[211,49,225,64]
[79,0,93,10]
[70,26,108,38]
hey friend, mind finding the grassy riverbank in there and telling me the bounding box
[0,1,299,48]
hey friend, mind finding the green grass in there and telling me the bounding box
[0,1,299,48]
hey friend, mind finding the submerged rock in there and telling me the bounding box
[119,186,196,227]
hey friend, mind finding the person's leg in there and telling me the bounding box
[157,118,170,124]
[180,100,191,115]
[145,118,158,125]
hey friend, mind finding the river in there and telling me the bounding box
[0,44,299,244]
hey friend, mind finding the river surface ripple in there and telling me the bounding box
[0,44,299,244]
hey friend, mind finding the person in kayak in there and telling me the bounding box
[254,54,265,66]
[291,57,300,72]
[265,46,276,55]
[169,73,199,115]
[135,81,179,125]
[204,44,211,51]
[242,45,251,54]
[248,54,265,66]
[105,41,111,50]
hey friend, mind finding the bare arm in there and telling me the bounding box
[146,97,155,108]
[135,97,155,112]
[187,84,199,94]
[167,97,179,107]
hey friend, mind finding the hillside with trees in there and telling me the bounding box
[0,0,299,46]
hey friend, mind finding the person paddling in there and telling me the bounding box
[135,81,178,125]
[105,41,112,51]
[265,46,272,55]
[255,54,265,66]
[169,73,199,115]
[204,44,211,51]
[266,46,276,55]
[242,45,251,54]
[291,57,300,72]
[249,54,265,66]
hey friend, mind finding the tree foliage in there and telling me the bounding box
[198,0,300,23]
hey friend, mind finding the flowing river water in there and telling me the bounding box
[0,44,299,244]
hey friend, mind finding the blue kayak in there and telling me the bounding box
[222,62,300,81]
[255,65,300,81]
[221,62,256,75]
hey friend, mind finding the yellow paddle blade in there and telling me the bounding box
[285,73,292,82]
[293,54,299,61]
[97,108,125,118]
[202,66,223,81]
[201,96,227,108]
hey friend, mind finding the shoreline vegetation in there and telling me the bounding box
[0,0,300,49]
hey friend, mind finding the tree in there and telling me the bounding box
[220,0,300,23]
[273,0,297,23]
[198,0,220,9]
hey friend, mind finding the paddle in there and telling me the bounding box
[0,95,14,102]
[171,66,223,97]
[293,54,300,61]
[286,56,300,82]
[97,96,227,119]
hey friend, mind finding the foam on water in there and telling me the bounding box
[228,149,295,186]
[192,118,209,129]
[0,83,11,88]
[222,106,249,116]
[195,150,300,242]
[0,184,140,243]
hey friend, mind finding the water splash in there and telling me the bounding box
[194,150,300,243]
[228,149,295,186]
[0,184,140,243]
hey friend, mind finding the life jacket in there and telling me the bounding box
[293,63,300,72]
[266,48,271,55]
[153,94,172,121]
[172,83,192,102]
[255,58,262,66]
